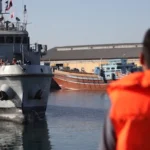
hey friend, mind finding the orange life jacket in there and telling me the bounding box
[107,70,150,150]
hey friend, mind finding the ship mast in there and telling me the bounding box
[0,0,30,31]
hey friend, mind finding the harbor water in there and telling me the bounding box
[0,90,110,150]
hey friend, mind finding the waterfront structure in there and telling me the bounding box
[41,43,141,73]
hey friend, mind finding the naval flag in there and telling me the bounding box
[5,0,13,11]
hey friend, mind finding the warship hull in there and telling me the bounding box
[0,65,52,122]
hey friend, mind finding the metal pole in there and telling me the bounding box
[22,44,24,64]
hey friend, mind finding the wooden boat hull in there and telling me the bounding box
[53,71,113,91]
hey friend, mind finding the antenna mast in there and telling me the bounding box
[23,4,27,30]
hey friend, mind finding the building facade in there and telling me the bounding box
[41,43,142,73]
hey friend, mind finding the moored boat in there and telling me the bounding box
[53,59,139,91]
[53,70,110,91]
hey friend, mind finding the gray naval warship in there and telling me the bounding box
[0,1,53,122]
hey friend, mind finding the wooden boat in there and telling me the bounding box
[53,70,113,91]
[53,59,140,91]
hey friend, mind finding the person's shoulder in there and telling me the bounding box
[107,72,144,113]
[107,72,144,102]
[108,72,144,90]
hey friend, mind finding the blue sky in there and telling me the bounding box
[7,0,150,48]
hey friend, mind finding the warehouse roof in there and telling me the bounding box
[41,43,142,61]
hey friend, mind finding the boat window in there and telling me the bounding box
[106,68,110,70]
[117,63,122,65]
[116,70,121,72]
[23,37,28,44]
[117,66,122,69]
[15,37,21,43]
[0,37,5,43]
[6,36,13,43]
[111,67,115,70]
[107,75,110,77]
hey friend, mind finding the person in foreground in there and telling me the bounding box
[101,29,150,150]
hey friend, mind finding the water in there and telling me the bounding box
[0,90,110,150]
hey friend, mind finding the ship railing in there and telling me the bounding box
[29,43,48,56]
[0,22,27,32]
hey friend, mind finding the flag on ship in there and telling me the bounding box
[5,0,8,11]
[9,0,13,8]
[5,0,13,11]
[10,12,14,18]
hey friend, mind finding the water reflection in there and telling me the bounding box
[49,90,110,110]
[0,121,23,149]
[0,119,51,150]
[48,91,110,150]
[0,91,110,150]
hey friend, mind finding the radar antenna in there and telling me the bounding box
[0,0,31,31]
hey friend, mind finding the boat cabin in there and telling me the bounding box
[101,59,136,80]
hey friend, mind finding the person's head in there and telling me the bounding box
[140,29,150,70]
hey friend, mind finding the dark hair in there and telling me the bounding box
[143,29,150,68]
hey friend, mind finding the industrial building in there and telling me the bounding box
[41,43,142,73]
